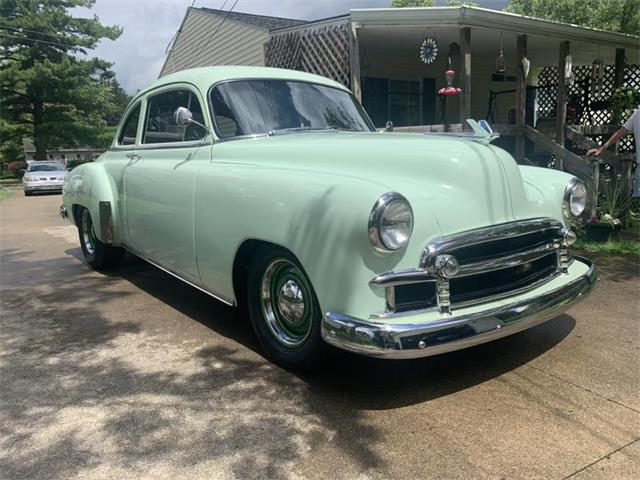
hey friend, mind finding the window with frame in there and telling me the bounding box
[118,103,141,146]
[389,80,421,127]
[143,89,207,144]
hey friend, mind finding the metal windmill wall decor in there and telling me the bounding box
[419,36,438,64]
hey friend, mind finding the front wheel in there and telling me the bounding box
[247,247,325,369]
[78,208,124,270]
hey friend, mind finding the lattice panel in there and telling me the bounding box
[265,23,351,89]
[536,64,639,154]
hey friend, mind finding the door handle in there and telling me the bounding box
[125,153,141,164]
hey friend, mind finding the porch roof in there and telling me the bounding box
[350,6,639,50]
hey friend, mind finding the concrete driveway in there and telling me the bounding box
[1,188,639,480]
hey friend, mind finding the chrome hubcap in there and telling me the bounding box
[260,259,312,348]
[81,211,96,256]
[277,279,305,325]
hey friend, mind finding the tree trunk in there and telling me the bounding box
[33,98,47,160]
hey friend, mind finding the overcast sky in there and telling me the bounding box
[75,0,508,94]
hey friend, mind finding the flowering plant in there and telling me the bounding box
[586,178,629,228]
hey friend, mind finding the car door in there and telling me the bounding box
[105,100,143,233]
[123,85,211,284]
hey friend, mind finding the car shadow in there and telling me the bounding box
[2,245,579,478]
[81,248,577,411]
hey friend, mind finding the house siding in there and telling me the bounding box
[160,8,268,77]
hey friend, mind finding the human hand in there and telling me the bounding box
[586,147,603,157]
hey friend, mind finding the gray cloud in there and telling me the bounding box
[76,0,507,93]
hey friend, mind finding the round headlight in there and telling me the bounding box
[563,178,587,218]
[368,192,413,253]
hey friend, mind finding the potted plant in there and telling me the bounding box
[585,178,629,242]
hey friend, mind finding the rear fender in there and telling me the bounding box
[62,162,121,244]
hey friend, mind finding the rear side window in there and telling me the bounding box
[118,103,141,146]
[143,89,207,144]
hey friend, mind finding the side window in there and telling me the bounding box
[143,89,207,144]
[118,103,141,146]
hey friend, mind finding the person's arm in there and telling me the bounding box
[586,126,629,157]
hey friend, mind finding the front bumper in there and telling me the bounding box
[321,257,597,359]
[24,181,63,192]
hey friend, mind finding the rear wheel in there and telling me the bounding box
[78,208,124,270]
[247,247,325,369]
[24,190,32,197]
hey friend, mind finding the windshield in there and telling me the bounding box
[210,80,374,138]
[28,163,67,172]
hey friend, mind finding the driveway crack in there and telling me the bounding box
[560,437,640,479]
[500,354,640,415]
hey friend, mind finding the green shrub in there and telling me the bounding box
[7,160,27,177]
[67,158,92,170]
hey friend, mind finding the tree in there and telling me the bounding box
[391,0,434,7]
[505,0,640,35]
[0,0,124,162]
[444,0,479,5]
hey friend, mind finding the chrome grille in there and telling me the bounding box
[370,218,571,317]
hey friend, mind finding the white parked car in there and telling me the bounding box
[23,161,68,196]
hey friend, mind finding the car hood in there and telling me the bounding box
[214,131,546,236]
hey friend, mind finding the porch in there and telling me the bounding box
[264,6,640,215]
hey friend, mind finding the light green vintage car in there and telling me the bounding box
[61,66,597,368]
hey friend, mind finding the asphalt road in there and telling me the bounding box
[1,187,639,480]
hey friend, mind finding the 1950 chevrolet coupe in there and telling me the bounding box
[61,66,597,368]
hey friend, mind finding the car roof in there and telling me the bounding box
[134,66,349,100]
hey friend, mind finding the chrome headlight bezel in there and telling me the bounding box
[563,177,587,218]
[368,192,414,254]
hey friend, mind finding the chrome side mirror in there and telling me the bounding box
[380,120,394,133]
[174,106,193,126]
[173,106,210,135]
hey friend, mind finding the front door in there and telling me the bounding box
[123,86,210,283]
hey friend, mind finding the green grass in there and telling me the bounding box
[0,187,12,202]
[574,238,640,256]
[0,178,21,185]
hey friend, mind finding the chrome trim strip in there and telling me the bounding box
[370,268,431,287]
[322,257,597,359]
[419,217,563,268]
[454,244,557,278]
[369,269,564,320]
[370,243,559,287]
[121,244,236,307]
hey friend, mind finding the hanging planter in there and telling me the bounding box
[495,32,506,73]
[521,56,531,80]
[565,54,575,86]
[419,37,438,64]
[591,59,604,99]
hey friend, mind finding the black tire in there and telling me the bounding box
[78,207,124,270]
[24,190,32,197]
[247,246,325,369]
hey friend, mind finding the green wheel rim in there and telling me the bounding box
[260,258,313,348]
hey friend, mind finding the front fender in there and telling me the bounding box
[62,161,121,244]
[194,164,423,318]
[519,165,574,227]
